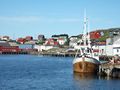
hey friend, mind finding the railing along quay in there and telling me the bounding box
[0,51,28,55]
[39,52,78,57]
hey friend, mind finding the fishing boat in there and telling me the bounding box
[73,11,100,74]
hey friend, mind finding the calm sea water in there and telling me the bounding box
[0,55,119,90]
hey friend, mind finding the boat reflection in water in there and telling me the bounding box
[73,72,98,80]
[73,73,100,90]
[73,72,120,90]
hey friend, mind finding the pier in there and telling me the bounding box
[38,52,78,57]
[0,51,28,55]
[99,55,112,61]
[99,63,120,78]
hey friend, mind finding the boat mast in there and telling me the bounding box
[87,19,91,47]
[87,19,93,56]
[83,9,87,46]
[83,10,91,47]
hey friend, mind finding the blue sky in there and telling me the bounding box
[0,0,120,39]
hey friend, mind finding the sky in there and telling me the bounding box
[0,0,120,39]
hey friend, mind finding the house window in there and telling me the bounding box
[117,49,119,52]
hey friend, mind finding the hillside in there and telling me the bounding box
[92,28,120,41]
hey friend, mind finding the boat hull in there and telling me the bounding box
[73,57,99,74]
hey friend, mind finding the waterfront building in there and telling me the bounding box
[0,41,10,47]
[8,40,18,46]
[0,46,20,53]
[69,36,78,41]
[45,38,59,46]
[25,36,33,41]
[109,29,120,37]
[2,36,10,41]
[19,44,34,49]
[90,31,101,39]
[25,40,37,44]
[52,35,59,40]
[38,34,45,41]
[34,45,53,52]
[112,36,120,55]
[17,38,26,44]
[51,34,69,46]
[69,35,82,48]
[18,44,37,52]
[59,34,68,39]
[0,41,20,53]
[101,35,120,56]
[0,36,2,40]
[57,38,66,45]
[69,39,78,48]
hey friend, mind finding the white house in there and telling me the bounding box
[1,36,10,41]
[112,36,120,55]
[34,45,53,52]
[105,36,120,56]
[69,36,78,41]
[57,38,66,45]
[70,37,82,48]
[105,45,113,56]
[69,40,78,47]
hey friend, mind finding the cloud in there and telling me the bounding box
[57,18,80,22]
[0,16,41,22]
[0,16,80,23]
[91,18,112,25]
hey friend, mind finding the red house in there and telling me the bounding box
[45,38,59,46]
[25,36,33,41]
[90,31,101,39]
[17,38,26,44]
[0,46,20,53]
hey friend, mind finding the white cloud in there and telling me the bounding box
[57,18,80,22]
[0,16,41,22]
[0,16,80,23]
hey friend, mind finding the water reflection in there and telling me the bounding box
[73,73,100,90]
[73,72,120,80]
[73,72,98,80]
[73,73,120,90]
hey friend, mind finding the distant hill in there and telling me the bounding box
[91,28,120,41]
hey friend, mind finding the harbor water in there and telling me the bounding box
[0,55,119,90]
